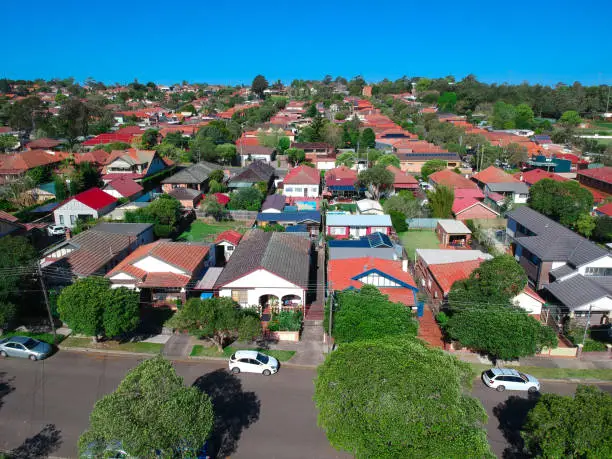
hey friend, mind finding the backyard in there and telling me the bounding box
[177,220,248,242]
[399,230,440,259]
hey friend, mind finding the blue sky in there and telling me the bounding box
[2,0,611,86]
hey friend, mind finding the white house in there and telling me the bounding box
[214,230,310,310]
[215,230,243,262]
[282,165,320,198]
[484,182,529,204]
[53,188,117,228]
[512,287,545,316]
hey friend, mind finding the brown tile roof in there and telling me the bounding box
[428,259,485,295]
[0,150,68,174]
[26,138,62,149]
[283,165,320,185]
[472,166,519,185]
[429,169,478,190]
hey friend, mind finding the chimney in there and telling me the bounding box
[402,258,408,272]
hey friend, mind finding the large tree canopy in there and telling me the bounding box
[0,236,37,328]
[528,178,594,227]
[358,164,394,199]
[314,338,493,458]
[79,355,214,457]
[420,159,447,180]
[427,185,454,218]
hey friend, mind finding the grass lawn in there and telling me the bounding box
[61,337,163,354]
[190,344,296,362]
[177,220,246,242]
[399,230,439,259]
[330,203,357,213]
[469,363,612,381]
[0,331,66,345]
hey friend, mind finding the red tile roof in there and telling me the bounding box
[202,193,230,206]
[26,138,62,149]
[472,166,519,185]
[428,259,485,295]
[515,169,568,186]
[325,166,357,181]
[0,210,19,223]
[328,257,417,306]
[596,202,612,217]
[523,286,545,303]
[429,169,478,190]
[454,188,485,199]
[0,150,68,174]
[283,165,320,185]
[215,230,243,246]
[74,149,110,166]
[578,167,612,184]
[387,165,418,187]
[105,178,143,198]
[72,187,117,210]
[138,272,190,288]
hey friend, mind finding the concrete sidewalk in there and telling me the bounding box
[455,352,612,369]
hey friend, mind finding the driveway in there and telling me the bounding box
[0,352,347,459]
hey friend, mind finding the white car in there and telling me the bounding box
[482,368,540,393]
[228,350,279,376]
[47,225,67,236]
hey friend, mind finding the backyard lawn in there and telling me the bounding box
[190,344,296,362]
[399,230,440,259]
[177,220,248,242]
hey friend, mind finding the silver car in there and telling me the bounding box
[0,336,52,360]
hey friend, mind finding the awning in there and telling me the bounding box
[200,292,214,300]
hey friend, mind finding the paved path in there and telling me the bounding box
[417,307,445,349]
[162,333,191,357]
[0,353,347,459]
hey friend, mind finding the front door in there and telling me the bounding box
[304,187,308,197]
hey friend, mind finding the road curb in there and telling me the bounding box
[187,354,317,369]
[58,346,158,358]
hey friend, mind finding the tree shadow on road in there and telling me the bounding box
[192,369,260,457]
[10,424,62,459]
[493,393,540,459]
[0,371,15,411]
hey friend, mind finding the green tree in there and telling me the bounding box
[0,134,18,152]
[420,159,447,180]
[576,213,596,238]
[559,110,582,127]
[228,187,263,210]
[492,101,517,129]
[358,164,394,199]
[522,385,612,458]
[314,338,492,458]
[286,147,305,166]
[162,131,189,149]
[383,194,422,220]
[528,179,594,227]
[55,98,90,147]
[53,175,67,201]
[141,129,159,149]
[427,185,454,218]
[208,169,225,183]
[102,288,140,338]
[389,210,408,233]
[437,91,457,112]
[592,216,612,243]
[360,128,376,149]
[335,152,355,168]
[506,143,529,166]
[278,136,290,152]
[376,154,400,168]
[305,104,318,118]
[332,286,418,343]
[0,236,37,329]
[79,355,214,458]
[215,143,236,165]
[251,74,268,99]
[69,161,102,194]
[514,103,535,129]
[167,297,261,352]
[26,166,51,185]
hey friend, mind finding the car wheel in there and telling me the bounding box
[29,354,37,361]
[262,369,271,376]
[0,351,7,358]
[496,385,505,392]
[528,386,538,394]
[231,367,240,374]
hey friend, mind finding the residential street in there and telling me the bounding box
[0,352,348,459]
[0,351,610,458]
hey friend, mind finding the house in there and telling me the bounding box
[429,169,478,190]
[167,188,202,208]
[237,145,275,165]
[436,219,471,247]
[326,214,392,239]
[228,161,275,190]
[27,181,57,203]
[452,198,500,220]
[291,142,334,157]
[595,202,612,217]
[506,206,612,324]
[513,287,546,317]
[0,149,68,182]
[161,162,223,193]
[256,211,321,236]
[53,188,118,228]
[328,256,418,307]
[103,149,168,181]
[472,166,519,188]
[261,194,286,213]
[516,169,568,187]
[0,211,27,238]
[387,165,419,194]
[328,232,403,260]
[214,230,311,310]
[74,149,110,167]
[103,177,144,200]
[397,152,461,173]
[215,230,243,262]
[107,241,214,306]
[577,167,612,195]
[26,138,62,150]
[41,223,154,279]
[282,165,320,198]
[324,166,360,198]
[484,182,529,205]
[356,199,384,215]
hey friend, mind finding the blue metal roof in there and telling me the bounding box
[286,224,308,233]
[31,202,61,213]
[327,232,393,248]
[256,211,321,223]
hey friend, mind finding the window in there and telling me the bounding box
[70,215,76,225]
[231,290,248,305]
[331,227,345,236]
[59,215,64,225]
[226,246,234,252]
[285,187,293,192]
[585,267,612,277]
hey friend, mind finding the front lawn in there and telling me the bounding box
[399,230,439,259]
[177,220,246,242]
[61,337,163,354]
[190,344,295,362]
[0,331,66,345]
[469,363,612,381]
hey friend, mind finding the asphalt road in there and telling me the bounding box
[0,352,347,459]
[1,352,610,459]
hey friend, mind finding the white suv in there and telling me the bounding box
[229,350,279,376]
[47,225,67,236]
[482,368,540,393]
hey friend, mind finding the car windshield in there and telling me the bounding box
[518,373,529,382]
[256,353,269,364]
[22,338,38,350]
[485,370,495,379]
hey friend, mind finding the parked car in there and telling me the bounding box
[590,324,612,343]
[228,350,279,376]
[0,336,52,360]
[482,368,540,393]
[47,225,67,236]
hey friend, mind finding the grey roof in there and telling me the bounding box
[214,229,311,288]
[486,182,529,194]
[416,249,492,266]
[92,222,153,235]
[329,247,398,261]
[549,264,575,280]
[194,267,224,290]
[167,188,201,200]
[437,219,471,234]
[507,207,608,264]
[544,275,611,309]
[261,194,286,211]
[238,145,275,156]
[161,162,222,184]
[229,161,275,185]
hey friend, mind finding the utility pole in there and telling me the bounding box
[327,286,335,353]
[582,304,593,347]
[37,261,57,343]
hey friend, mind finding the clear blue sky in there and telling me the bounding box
[3,0,611,86]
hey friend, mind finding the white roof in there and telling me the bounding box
[437,219,471,234]
[327,214,392,227]
[416,249,492,265]
[356,199,383,212]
